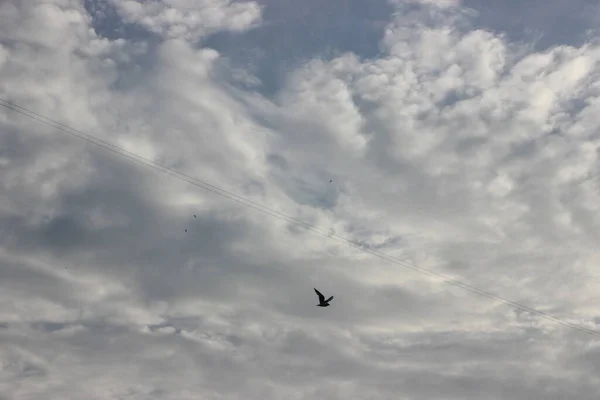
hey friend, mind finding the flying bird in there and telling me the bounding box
[194,214,196,218]
[314,288,333,307]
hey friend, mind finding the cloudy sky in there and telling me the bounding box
[2,0,600,398]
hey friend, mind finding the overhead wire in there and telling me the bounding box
[2,97,599,338]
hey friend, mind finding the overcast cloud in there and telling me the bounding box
[2,0,600,399]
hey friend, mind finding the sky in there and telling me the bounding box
[2,0,600,399]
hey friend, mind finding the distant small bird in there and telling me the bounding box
[194,215,196,218]
[314,288,334,307]
[330,180,332,183]
[185,229,187,232]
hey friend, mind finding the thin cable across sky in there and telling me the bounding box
[2,97,599,338]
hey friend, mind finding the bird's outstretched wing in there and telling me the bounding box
[314,288,325,303]
[325,296,333,303]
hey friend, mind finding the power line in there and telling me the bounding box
[2,97,599,338]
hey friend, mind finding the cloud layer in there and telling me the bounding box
[2,0,600,399]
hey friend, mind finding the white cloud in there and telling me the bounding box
[2,0,600,399]
[110,0,262,41]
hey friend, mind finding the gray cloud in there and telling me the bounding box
[3,0,600,399]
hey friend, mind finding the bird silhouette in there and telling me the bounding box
[314,288,333,307]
